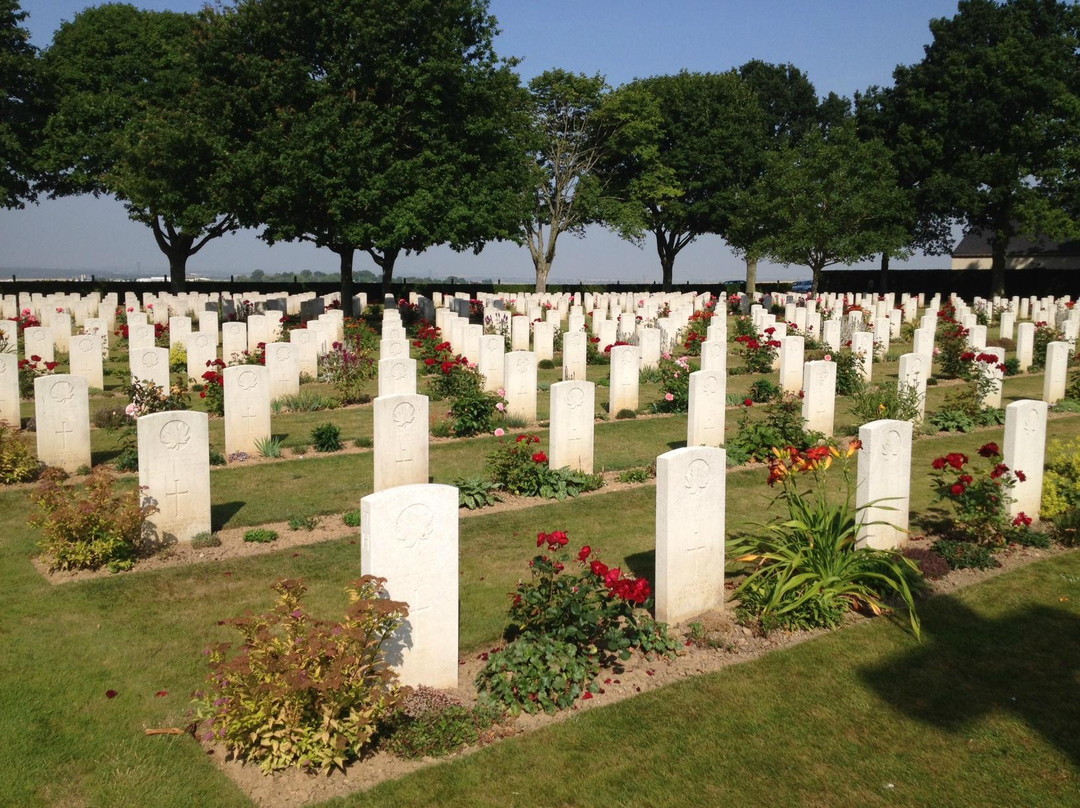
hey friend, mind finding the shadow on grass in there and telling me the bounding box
[860,597,1080,768]
[625,549,655,585]
[665,439,688,451]
[211,500,245,531]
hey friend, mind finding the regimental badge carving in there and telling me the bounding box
[1023,406,1040,435]
[50,380,74,404]
[391,362,406,380]
[882,428,903,460]
[567,386,585,409]
[143,352,159,368]
[703,374,720,395]
[238,370,258,391]
[395,503,434,549]
[159,420,191,451]
[683,458,710,495]
[393,401,415,428]
[276,345,290,361]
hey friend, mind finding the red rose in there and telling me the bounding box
[931,457,947,470]
[1016,470,1027,482]
[516,435,528,443]
[590,560,608,577]
[743,398,753,407]
[537,532,546,547]
[577,545,591,562]
[950,483,966,496]
[946,453,967,470]
[978,442,1000,458]
[532,451,548,463]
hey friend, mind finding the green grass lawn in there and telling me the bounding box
[3,314,1079,806]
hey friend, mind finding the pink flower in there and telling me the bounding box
[495,402,505,412]
[664,392,674,401]
[823,354,832,361]
[494,428,505,437]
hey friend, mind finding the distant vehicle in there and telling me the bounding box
[790,280,813,292]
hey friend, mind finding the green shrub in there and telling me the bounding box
[649,356,691,414]
[616,467,653,484]
[1049,507,1080,547]
[30,467,155,571]
[319,336,377,404]
[355,435,374,449]
[209,449,227,467]
[191,531,221,548]
[311,423,343,452]
[729,444,921,638]
[288,515,320,531]
[476,534,676,715]
[537,359,556,370]
[274,390,340,412]
[113,447,139,473]
[929,442,1025,547]
[243,528,278,543]
[92,405,129,430]
[832,350,865,397]
[454,476,502,510]
[850,381,923,423]
[615,408,637,419]
[485,435,602,500]
[254,435,285,458]
[1042,436,1080,519]
[342,510,363,528]
[196,577,405,773]
[726,393,823,464]
[449,382,505,437]
[169,343,187,373]
[747,378,780,403]
[0,422,41,484]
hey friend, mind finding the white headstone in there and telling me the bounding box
[503,351,537,422]
[778,336,804,394]
[477,335,505,392]
[373,394,429,491]
[265,342,300,400]
[801,360,836,436]
[1003,399,1047,520]
[687,370,726,447]
[23,326,53,363]
[548,380,595,473]
[561,331,587,382]
[1042,341,1069,405]
[360,483,458,688]
[69,333,104,390]
[224,365,271,457]
[34,374,90,473]
[378,357,418,397]
[897,353,928,421]
[0,352,19,426]
[138,410,211,543]
[607,344,640,415]
[655,446,726,624]
[222,322,248,364]
[1015,321,1035,372]
[130,347,171,390]
[186,331,217,385]
[855,419,912,550]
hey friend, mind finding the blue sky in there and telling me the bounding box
[4,0,963,282]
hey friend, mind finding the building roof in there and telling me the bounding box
[953,230,1080,258]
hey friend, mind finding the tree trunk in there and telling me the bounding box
[654,230,676,292]
[535,261,551,294]
[745,255,758,296]
[990,228,1008,298]
[810,265,823,296]
[336,247,354,310]
[168,250,188,294]
[879,252,890,295]
[375,247,401,299]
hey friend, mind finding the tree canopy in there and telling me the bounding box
[519,69,613,293]
[1,0,42,209]
[215,0,529,301]
[731,121,911,294]
[597,70,765,290]
[889,0,1080,295]
[37,3,238,291]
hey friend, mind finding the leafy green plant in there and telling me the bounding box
[254,434,285,458]
[927,407,976,433]
[454,476,502,510]
[274,390,340,412]
[196,577,405,773]
[729,443,922,638]
[931,539,999,571]
[616,466,653,484]
[191,531,221,549]
[319,335,377,404]
[449,381,506,437]
[288,514,320,531]
[850,381,923,423]
[734,330,780,374]
[113,447,139,473]
[243,528,279,543]
[355,435,374,448]
[929,442,1030,547]
[485,435,602,500]
[92,405,129,430]
[615,408,637,419]
[382,691,503,759]
[726,393,823,464]
[537,359,556,370]
[342,510,363,528]
[169,343,187,373]
[747,378,780,403]
[30,467,156,572]
[476,533,677,714]
[649,355,691,413]
[0,422,41,484]
[1048,506,1080,547]
[1030,321,1065,370]
[311,423,343,452]
[1042,436,1080,519]
[209,449,227,467]
[831,349,865,397]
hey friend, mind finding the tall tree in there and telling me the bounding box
[520,70,612,293]
[0,0,41,209]
[37,3,237,291]
[732,121,911,294]
[216,0,529,302]
[890,0,1080,295]
[597,71,765,291]
[855,84,955,290]
[733,61,819,293]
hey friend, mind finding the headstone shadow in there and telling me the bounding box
[210,501,246,531]
[860,596,1080,768]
